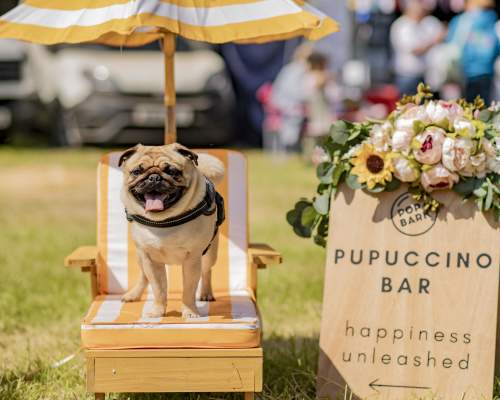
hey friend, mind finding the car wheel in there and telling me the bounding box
[50,103,83,147]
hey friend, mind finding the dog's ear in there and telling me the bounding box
[119,144,141,167]
[172,143,198,166]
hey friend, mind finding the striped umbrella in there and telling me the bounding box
[0,0,339,143]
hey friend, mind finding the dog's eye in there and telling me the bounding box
[164,166,181,176]
[131,167,142,176]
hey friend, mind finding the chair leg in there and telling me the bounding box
[244,393,255,400]
[95,393,105,400]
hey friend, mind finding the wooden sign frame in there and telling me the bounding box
[317,185,499,400]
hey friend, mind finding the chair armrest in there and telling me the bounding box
[249,243,282,269]
[64,245,97,271]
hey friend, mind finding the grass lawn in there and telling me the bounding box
[3,147,499,400]
[0,147,326,400]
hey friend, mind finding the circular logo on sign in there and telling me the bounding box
[390,192,437,236]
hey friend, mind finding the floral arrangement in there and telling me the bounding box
[287,84,500,247]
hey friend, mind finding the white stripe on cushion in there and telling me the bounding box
[91,295,124,323]
[228,152,248,293]
[230,296,258,323]
[106,153,128,293]
[82,321,260,330]
[2,0,302,29]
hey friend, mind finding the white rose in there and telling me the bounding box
[413,127,446,165]
[442,137,473,172]
[461,153,488,178]
[395,105,430,132]
[343,143,362,160]
[369,123,392,152]
[487,156,500,174]
[393,157,420,182]
[421,164,459,192]
[391,129,414,153]
[483,138,497,158]
[426,100,463,126]
[483,138,500,174]
[453,117,476,138]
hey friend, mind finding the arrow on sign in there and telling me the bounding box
[369,379,431,392]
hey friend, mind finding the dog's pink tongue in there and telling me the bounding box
[144,193,166,212]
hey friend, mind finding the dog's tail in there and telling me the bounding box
[197,153,225,184]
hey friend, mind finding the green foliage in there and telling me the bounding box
[288,91,500,246]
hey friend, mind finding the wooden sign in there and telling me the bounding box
[317,185,500,400]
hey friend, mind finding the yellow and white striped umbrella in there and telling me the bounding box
[0,0,338,45]
[0,0,339,143]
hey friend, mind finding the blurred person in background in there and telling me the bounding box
[301,52,341,161]
[220,40,296,147]
[266,46,339,153]
[447,0,499,103]
[267,44,312,152]
[390,0,445,95]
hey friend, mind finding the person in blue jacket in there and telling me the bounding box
[447,0,500,104]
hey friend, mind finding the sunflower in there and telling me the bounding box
[350,143,394,189]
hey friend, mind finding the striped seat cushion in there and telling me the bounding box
[84,149,259,349]
[81,290,260,349]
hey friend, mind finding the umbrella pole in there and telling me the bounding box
[163,32,176,144]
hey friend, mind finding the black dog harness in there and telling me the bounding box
[125,179,225,255]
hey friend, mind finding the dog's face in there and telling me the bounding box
[119,144,198,213]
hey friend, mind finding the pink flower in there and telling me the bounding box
[425,100,463,126]
[421,164,459,192]
[442,137,473,172]
[413,127,446,165]
[311,146,329,166]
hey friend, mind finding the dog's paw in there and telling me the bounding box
[182,304,200,319]
[146,304,166,318]
[199,292,215,302]
[121,290,142,303]
[145,305,166,318]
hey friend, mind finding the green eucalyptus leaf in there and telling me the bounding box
[490,112,500,129]
[476,196,484,210]
[367,184,386,193]
[317,183,331,195]
[346,174,363,190]
[347,127,362,141]
[473,187,487,198]
[385,178,401,192]
[313,193,330,215]
[286,200,312,226]
[478,109,493,123]
[301,206,318,228]
[293,222,312,238]
[485,183,493,210]
[317,215,329,236]
[331,163,348,186]
[316,162,334,184]
[330,121,349,145]
[286,209,298,226]
[313,234,327,247]
[453,178,484,196]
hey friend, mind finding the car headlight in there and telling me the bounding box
[83,65,119,93]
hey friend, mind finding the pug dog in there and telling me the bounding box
[118,143,225,318]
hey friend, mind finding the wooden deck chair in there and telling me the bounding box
[65,149,282,399]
